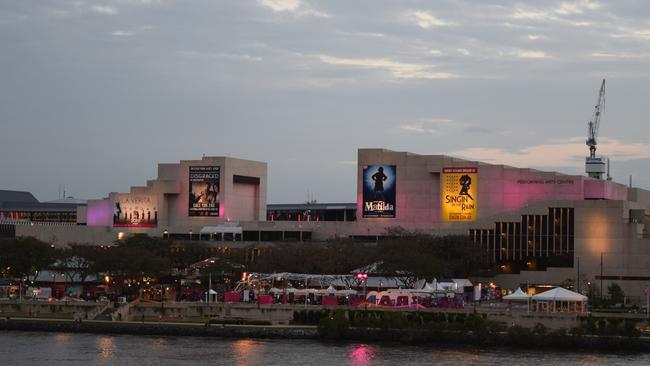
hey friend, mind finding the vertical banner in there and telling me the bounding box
[189,166,220,216]
[113,194,158,227]
[362,165,396,218]
[442,167,478,222]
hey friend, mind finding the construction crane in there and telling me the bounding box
[585,79,609,180]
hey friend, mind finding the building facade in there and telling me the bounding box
[4,149,650,301]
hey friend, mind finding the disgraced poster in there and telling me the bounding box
[189,166,220,217]
[362,165,396,218]
[113,194,158,228]
[441,167,478,222]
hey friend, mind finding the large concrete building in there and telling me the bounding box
[3,149,650,301]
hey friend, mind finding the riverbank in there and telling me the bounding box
[2,314,650,352]
[0,317,319,339]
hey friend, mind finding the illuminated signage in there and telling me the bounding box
[441,167,477,222]
[113,194,158,228]
[362,165,396,218]
[189,166,220,216]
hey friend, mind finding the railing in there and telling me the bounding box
[0,219,78,227]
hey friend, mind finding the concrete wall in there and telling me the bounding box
[355,149,631,235]
[83,156,267,235]
[15,222,116,247]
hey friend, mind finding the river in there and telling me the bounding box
[1,331,649,365]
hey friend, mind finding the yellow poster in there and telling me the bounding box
[441,167,477,222]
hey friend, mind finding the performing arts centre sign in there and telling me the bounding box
[441,167,477,222]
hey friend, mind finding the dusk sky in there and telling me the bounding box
[1,0,649,203]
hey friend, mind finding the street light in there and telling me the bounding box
[356,273,368,299]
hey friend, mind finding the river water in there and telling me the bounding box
[1,331,649,365]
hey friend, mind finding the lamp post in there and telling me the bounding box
[356,273,368,300]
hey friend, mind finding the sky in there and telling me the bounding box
[1,0,649,203]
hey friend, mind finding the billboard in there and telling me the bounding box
[189,166,220,217]
[362,165,396,218]
[113,194,158,228]
[441,167,477,222]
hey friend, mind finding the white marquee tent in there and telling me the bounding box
[503,288,531,302]
[532,287,587,313]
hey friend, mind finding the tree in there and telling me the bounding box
[608,282,625,305]
[0,237,57,281]
[52,244,100,286]
[377,234,493,282]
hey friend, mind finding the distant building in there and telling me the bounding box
[3,148,650,302]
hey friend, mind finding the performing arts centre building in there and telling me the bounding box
[3,149,650,300]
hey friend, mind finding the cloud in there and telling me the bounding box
[117,0,162,5]
[429,49,442,56]
[257,0,328,17]
[512,1,600,23]
[176,50,263,62]
[451,138,650,170]
[609,26,650,41]
[400,118,509,137]
[400,119,454,135]
[91,5,119,15]
[319,55,454,79]
[258,0,300,12]
[457,48,471,56]
[527,34,547,41]
[590,52,650,59]
[512,8,555,21]
[111,31,133,37]
[409,11,456,29]
[516,50,548,59]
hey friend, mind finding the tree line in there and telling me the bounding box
[0,233,494,288]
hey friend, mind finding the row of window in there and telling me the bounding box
[267,209,357,222]
[470,207,575,273]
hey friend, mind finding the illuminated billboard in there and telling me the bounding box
[113,194,158,228]
[189,166,220,217]
[362,165,396,218]
[441,167,477,222]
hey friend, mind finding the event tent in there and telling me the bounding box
[532,287,587,313]
[503,288,531,301]
[532,287,587,302]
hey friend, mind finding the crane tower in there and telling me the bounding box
[585,79,608,180]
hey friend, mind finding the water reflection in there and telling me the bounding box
[232,339,263,366]
[1,332,650,366]
[53,333,70,343]
[151,337,167,349]
[349,344,374,366]
[97,336,115,359]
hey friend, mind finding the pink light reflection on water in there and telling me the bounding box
[349,343,374,366]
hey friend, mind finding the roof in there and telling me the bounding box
[503,288,531,301]
[0,190,38,204]
[267,203,356,210]
[45,197,87,204]
[532,287,587,302]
